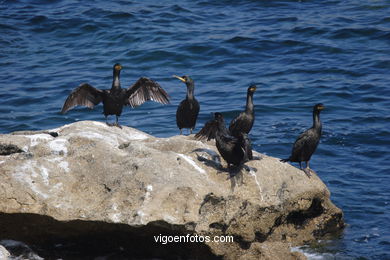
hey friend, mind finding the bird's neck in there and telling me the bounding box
[186,83,195,100]
[245,92,254,114]
[112,71,121,90]
[313,111,322,133]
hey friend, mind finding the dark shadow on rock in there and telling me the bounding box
[0,212,221,260]
[228,166,244,192]
[192,148,259,192]
[47,132,59,138]
[228,165,258,192]
[192,148,225,172]
[11,130,58,137]
[250,155,263,161]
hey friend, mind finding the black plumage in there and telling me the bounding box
[195,85,256,160]
[61,63,170,127]
[281,103,325,177]
[229,85,257,137]
[174,75,200,134]
[195,113,251,168]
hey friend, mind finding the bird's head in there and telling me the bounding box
[248,85,257,93]
[173,75,193,86]
[314,103,325,112]
[214,112,224,121]
[113,63,122,71]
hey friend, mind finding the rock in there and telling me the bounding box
[0,245,10,259]
[0,121,344,259]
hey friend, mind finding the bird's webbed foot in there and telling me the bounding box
[302,168,312,178]
[106,122,122,129]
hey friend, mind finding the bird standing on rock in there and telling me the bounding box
[174,75,200,135]
[229,85,257,137]
[61,63,170,128]
[281,103,325,177]
[195,113,251,169]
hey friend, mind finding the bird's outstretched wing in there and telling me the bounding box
[61,83,103,114]
[125,77,170,108]
[195,120,218,141]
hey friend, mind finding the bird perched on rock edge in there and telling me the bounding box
[61,63,170,128]
[281,103,325,177]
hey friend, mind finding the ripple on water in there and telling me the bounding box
[0,0,389,259]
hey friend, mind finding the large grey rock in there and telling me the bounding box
[0,245,10,260]
[0,121,343,259]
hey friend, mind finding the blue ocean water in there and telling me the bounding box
[0,0,389,259]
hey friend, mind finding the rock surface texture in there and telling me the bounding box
[0,121,344,259]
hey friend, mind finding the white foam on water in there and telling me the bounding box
[291,246,340,260]
[0,239,44,260]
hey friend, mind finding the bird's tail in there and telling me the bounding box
[280,158,290,162]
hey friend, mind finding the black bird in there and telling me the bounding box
[196,85,257,160]
[229,85,257,137]
[61,63,170,128]
[195,113,251,168]
[281,103,325,177]
[173,75,200,135]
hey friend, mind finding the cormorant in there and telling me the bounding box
[195,85,256,160]
[281,103,325,177]
[229,85,257,137]
[195,113,251,168]
[173,75,200,135]
[61,63,170,128]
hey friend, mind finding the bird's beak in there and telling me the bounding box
[250,86,257,92]
[173,75,186,83]
[319,105,325,110]
[115,64,122,70]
